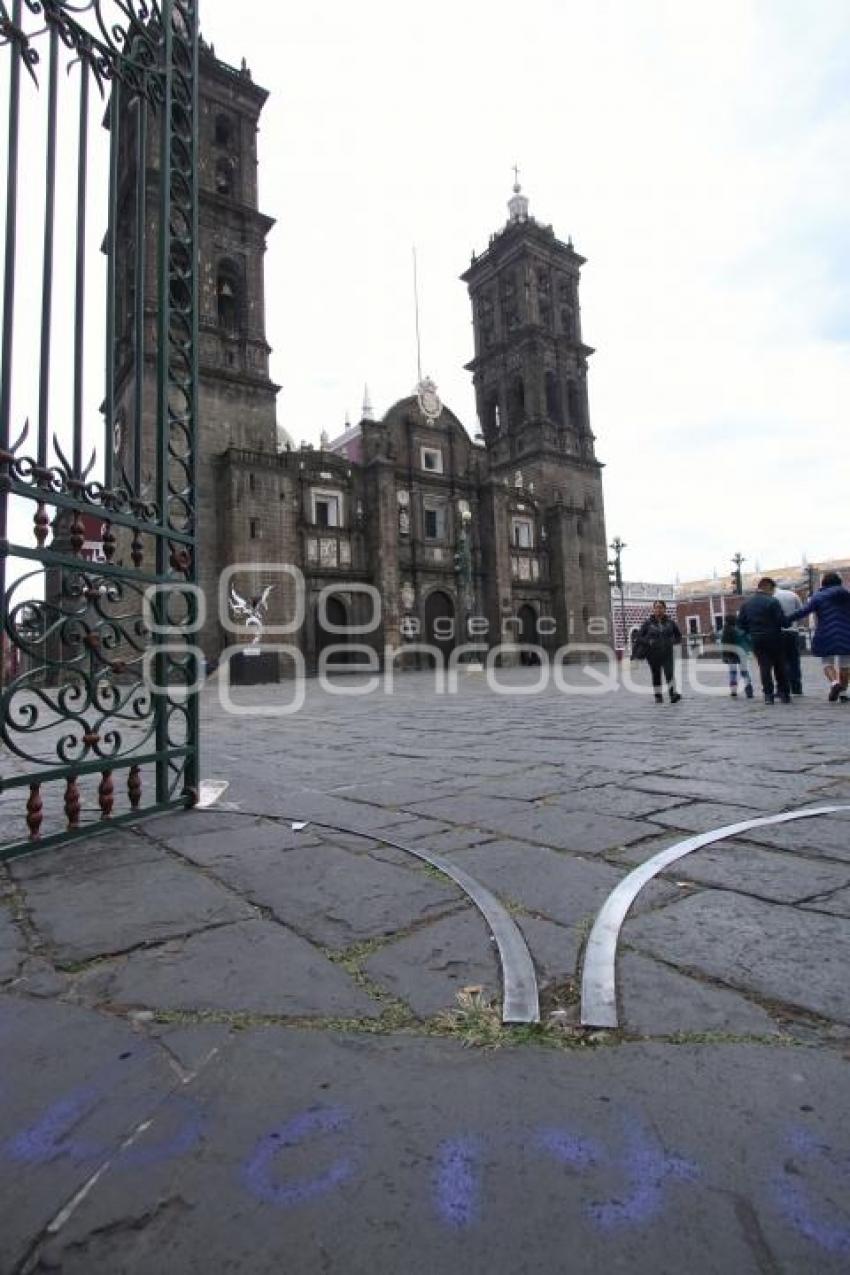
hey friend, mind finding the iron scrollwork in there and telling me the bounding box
[0,1,166,101]
[1,0,199,854]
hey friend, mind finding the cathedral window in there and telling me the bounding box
[512,517,534,549]
[215,157,233,196]
[215,113,234,147]
[249,519,259,539]
[567,379,582,428]
[545,371,563,424]
[217,261,242,332]
[423,500,446,540]
[420,446,443,474]
[508,375,525,428]
[484,393,500,435]
[312,490,342,528]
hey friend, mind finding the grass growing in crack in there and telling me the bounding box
[653,1030,801,1048]
[574,915,595,944]
[322,940,419,1029]
[420,863,455,886]
[428,985,609,1052]
[149,1005,417,1035]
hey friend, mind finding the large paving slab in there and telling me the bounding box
[617,951,782,1037]
[647,800,795,834]
[410,796,658,854]
[494,805,659,854]
[15,1030,850,1275]
[8,829,164,880]
[0,906,25,982]
[76,919,380,1019]
[546,786,691,819]
[363,910,500,1017]
[158,821,322,871]
[626,891,850,1023]
[622,773,822,811]
[651,841,850,904]
[516,913,584,984]
[402,793,537,826]
[0,995,179,1273]
[464,766,594,802]
[446,841,679,932]
[167,840,462,948]
[801,886,850,918]
[736,814,850,863]
[9,837,256,965]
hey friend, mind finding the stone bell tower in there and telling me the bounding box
[461,178,612,645]
[112,41,281,649]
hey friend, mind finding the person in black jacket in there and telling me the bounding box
[637,600,683,704]
[736,577,790,704]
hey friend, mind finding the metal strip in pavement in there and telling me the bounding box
[580,804,850,1030]
[294,819,540,1026]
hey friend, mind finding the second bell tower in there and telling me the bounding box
[461,177,598,498]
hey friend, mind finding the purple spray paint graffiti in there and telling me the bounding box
[241,1105,355,1207]
[534,1118,699,1230]
[434,1136,482,1228]
[2,1077,204,1170]
[773,1126,850,1256]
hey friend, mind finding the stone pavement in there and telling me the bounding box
[1,658,849,1272]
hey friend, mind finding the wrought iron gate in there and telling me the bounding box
[0,0,199,858]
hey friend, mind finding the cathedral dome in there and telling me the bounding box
[276,421,294,452]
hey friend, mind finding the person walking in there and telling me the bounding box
[774,580,804,695]
[719,613,754,698]
[737,577,791,704]
[788,571,850,703]
[636,600,682,704]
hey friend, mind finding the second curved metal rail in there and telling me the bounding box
[580,804,850,1029]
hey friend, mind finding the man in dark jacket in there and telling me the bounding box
[737,577,790,704]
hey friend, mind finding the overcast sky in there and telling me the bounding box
[198,0,849,583]
[2,2,847,586]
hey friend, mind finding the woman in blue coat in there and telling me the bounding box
[789,571,850,702]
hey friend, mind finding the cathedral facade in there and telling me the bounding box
[116,44,611,671]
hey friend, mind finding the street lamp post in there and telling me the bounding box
[608,537,627,655]
[454,507,478,663]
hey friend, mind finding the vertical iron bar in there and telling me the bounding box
[104,77,120,489]
[72,58,89,476]
[154,0,174,804]
[186,0,200,798]
[133,95,147,493]
[0,0,22,454]
[0,0,22,635]
[37,26,59,468]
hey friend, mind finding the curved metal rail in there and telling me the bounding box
[191,797,540,1025]
[580,804,850,1029]
[300,821,540,1026]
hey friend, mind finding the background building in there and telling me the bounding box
[610,582,678,653]
[115,45,611,670]
[675,558,850,652]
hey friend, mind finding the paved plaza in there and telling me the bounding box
[1,658,849,1272]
